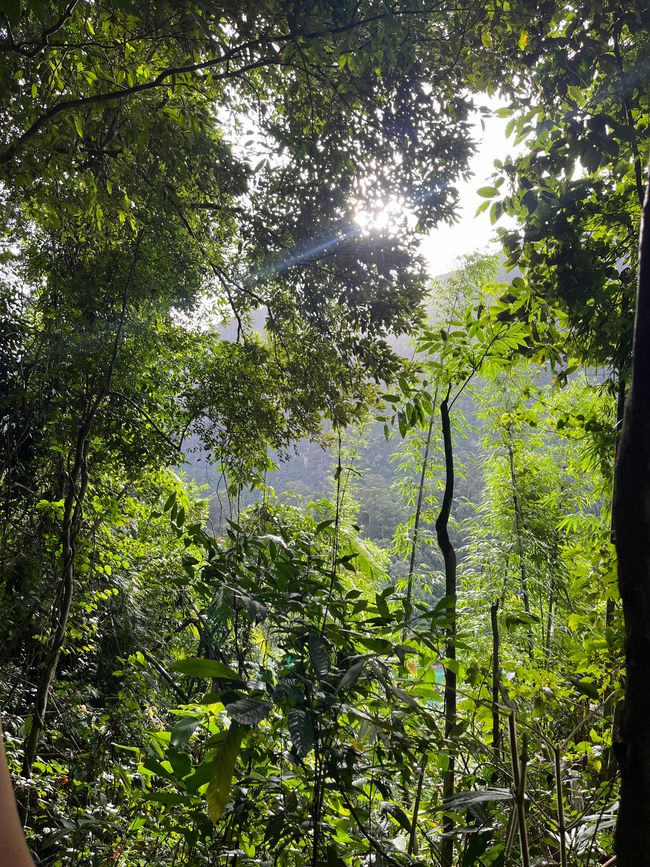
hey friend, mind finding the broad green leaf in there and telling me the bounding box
[308,634,330,677]
[381,802,412,833]
[226,698,272,725]
[288,709,314,757]
[170,717,201,749]
[171,658,239,679]
[206,723,245,822]
[521,190,538,214]
[185,758,215,794]
[477,186,499,198]
[142,791,190,807]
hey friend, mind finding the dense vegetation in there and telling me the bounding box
[0,1,648,865]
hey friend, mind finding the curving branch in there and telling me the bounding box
[0,3,452,165]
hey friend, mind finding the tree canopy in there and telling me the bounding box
[0,1,649,865]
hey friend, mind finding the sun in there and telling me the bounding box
[353,196,411,234]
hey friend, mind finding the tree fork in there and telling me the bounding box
[613,165,650,863]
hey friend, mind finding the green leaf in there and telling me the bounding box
[308,634,330,677]
[168,750,192,780]
[288,709,314,757]
[171,658,239,680]
[226,698,272,725]
[489,200,503,224]
[381,802,412,833]
[142,791,189,807]
[185,758,215,794]
[206,723,245,822]
[440,788,513,810]
[337,658,366,692]
[142,757,175,781]
[503,612,540,630]
[170,717,201,749]
[567,84,583,104]
[521,190,537,214]
[581,143,601,173]
[477,186,499,198]
[264,813,286,848]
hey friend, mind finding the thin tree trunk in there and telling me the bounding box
[545,536,560,658]
[507,435,530,614]
[408,753,427,856]
[21,238,138,782]
[545,580,554,655]
[22,412,94,780]
[406,412,435,612]
[490,601,501,777]
[554,745,568,867]
[507,711,530,867]
[436,395,456,867]
[613,168,650,864]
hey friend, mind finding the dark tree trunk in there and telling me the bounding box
[22,412,94,781]
[405,411,435,617]
[507,435,530,615]
[491,601,501,777]
[613,169,650,864]
[436,396,456,867]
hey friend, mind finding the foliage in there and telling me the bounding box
[0,1,644,865]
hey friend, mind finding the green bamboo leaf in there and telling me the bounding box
[439,788,513,810]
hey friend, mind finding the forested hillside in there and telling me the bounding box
[0,2,648,865]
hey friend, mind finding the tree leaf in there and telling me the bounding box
[170,716,201,749]
[226,698,272,725]
[477,186,499,198]
[308,633,330,677]
[288,709,314,757]
[521,190,537,214]
[206,723,245,822]
[439,788,513,811]
[337,658,367,692]
[381,801,412,833]
[171,658,239,679]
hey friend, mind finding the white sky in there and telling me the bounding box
[420,107,517,277]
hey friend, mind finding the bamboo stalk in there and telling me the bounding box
[554,745,568,867]
[507,710,530,867]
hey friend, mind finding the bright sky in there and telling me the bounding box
[420,107,517,277]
